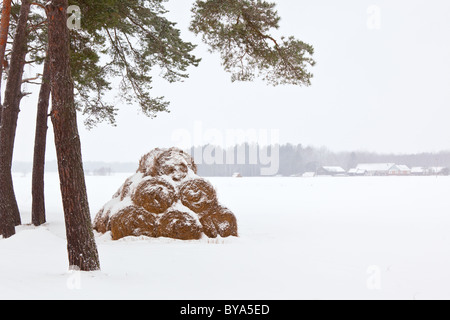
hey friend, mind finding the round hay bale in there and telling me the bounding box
[137,148,165,176]
[112,187,122,199]
[179,178,218,214]
[152,148,197,181]
[199,215,218,239]
[158,210,202,240]
[203,205,238,238]
[132,177,177,214]
[110,205,158,240]
[93,208,111,234]
[119,177,135,201]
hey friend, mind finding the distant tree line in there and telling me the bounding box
[12,143,450,177]
[193,144,450,177]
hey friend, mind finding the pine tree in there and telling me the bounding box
[46,0,100,270]
[46,0,100,271]
[31,52,50,226]
[0,0,30,238]
[190,0,315,86]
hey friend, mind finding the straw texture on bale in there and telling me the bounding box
[112,187,122,199]
[158,210,203,240]
[93,208,111,234]
[137,148,165,176]
[151,148,198,181]
[214,206,238,237]
[132,177,177,214]
[179,178,218,214]
[110,206,158,240]
[118,177,134,201]
[199,214,218,238]
[201,205,238,238]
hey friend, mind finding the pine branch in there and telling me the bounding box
[22,73,41,83]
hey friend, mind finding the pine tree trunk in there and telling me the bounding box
[0,0,12,75]
[31,53,50,226]
[46,0,100,271]
[0,0,30,238]
[0,0,12,123]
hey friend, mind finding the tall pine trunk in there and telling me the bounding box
[31,53,50,226]
[46,0,100,271]
[0,0,30,238]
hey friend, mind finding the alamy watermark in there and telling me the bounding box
[366,265,382,291]
[66,265,82,290]
[67,5,81,30]
[172,121,280,176]
[367,5,382,30]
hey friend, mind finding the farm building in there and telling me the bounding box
[349,163,411,176]
[411,167,426,176]
[316,166,346,176]
[388,165,411,176]
[347,168,367,176]
[352,163,396,176]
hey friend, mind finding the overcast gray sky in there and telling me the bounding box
[11,0,450,162]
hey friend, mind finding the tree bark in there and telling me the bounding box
[31,53,50,226]
[0,0,12,122]
[0,0,30,238]
[46,0,100,271]
[0,0,12,75]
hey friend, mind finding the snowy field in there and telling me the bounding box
[1,173,450,300]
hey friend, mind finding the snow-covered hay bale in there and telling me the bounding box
[152,148,197,181]
[199,205,238,238]
[137,148,165,176]
[158,210,203,240]
[93,208,111,234]
[179,178,218,214]
[132,177,177,214]
[199,214,218,239]
[118,177,135,201]
[210,205,238,237]
[94,147,238,241]
[137,147,197,181]
[110,206,158,240]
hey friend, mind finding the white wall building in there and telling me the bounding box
[317,166,346,176]
[353,163,396,176]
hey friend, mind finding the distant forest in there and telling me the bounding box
[192,144,450,177]
[12,144,450,177]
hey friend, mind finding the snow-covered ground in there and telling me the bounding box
[1,173,450,299]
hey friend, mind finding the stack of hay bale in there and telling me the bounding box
[94,148,238,240]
